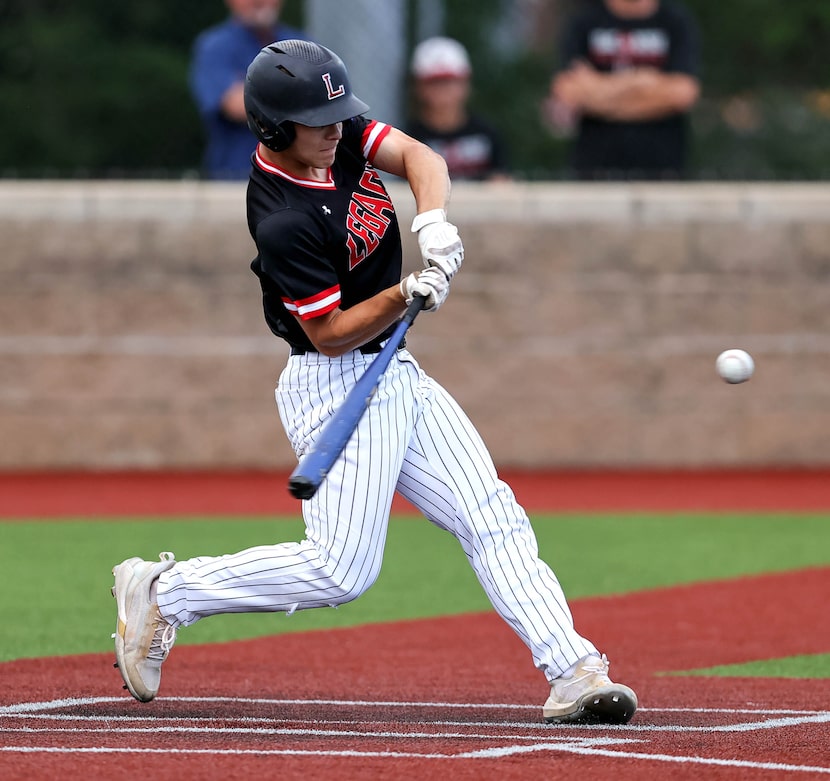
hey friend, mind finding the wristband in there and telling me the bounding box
[410,209,447,233]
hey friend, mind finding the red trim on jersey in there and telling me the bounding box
[254,145,336,189]
[282,284,341,320]
[362,121,392,162]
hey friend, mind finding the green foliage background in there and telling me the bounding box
[1,0,828,179]
[451,0,830,180]
[3,512,830,665]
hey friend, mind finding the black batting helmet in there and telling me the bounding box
[244,40,370,152]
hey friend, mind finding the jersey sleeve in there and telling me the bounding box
[341,116,392,164]
[557,13,590,70]
[666,5,702,77]
[256,209,341,320]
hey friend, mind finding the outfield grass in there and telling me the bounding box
[667,654,830,679]
[2,513,829,663]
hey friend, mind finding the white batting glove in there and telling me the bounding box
[411,209,464,280]
[400,266,450,312]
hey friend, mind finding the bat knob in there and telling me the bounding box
[288,475,317,500]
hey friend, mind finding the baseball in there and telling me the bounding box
[716,349,754,384]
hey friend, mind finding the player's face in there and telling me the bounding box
[290,123,343,170]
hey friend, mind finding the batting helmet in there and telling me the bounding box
[244,40,370,152]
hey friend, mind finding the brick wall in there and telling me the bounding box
[1,181,828,469]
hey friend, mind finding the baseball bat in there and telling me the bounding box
[287,295,426,500]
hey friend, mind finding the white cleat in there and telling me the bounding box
[543,653,638,724]
[111,552,177,703]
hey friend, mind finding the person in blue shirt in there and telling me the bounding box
[189,0,308,179]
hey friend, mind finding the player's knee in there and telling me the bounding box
[324,567,380,606]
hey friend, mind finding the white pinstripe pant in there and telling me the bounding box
[157,348,597,681]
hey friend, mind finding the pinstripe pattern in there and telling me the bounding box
[157,348,597,681]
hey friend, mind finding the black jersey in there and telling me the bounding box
[247,117,402,350]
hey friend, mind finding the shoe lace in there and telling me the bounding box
[582,653,610,674]
[147,617,177,663]
[565,653,610,686]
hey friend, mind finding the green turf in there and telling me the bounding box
[1,512,829,662]
[665,653,830,679]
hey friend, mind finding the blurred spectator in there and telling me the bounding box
[189,0,308,180]
[548,0,701,180]
[406,37,511,182]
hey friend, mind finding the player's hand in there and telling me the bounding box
[400,267,450,312]
[411,209,464,280]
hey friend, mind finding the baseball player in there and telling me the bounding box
[112,40,637,725]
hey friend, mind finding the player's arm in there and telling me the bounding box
[302,129,460,354]
[372,127,465,281]
[262,215,445,358]
[298,286,408,356]
[372,127,451,214]
[279,125,462,357]
[298,271,448,356]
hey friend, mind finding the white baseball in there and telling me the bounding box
[716,349,754,384]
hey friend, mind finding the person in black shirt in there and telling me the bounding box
[548,0,701,180]
[407,37,511,181]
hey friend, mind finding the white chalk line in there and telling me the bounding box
[0,695,536,714]
[461,743,830,774]
[4,711,830,734]
[1,746,450,759]
[1,695,828,716]
[1,696,828,773]
[1,742,828,774]
[1,725,642,745]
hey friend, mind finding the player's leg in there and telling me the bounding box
[158,351,415,624]
[112,351,416,701]
[395,366,593,675]
[395,366,636,722]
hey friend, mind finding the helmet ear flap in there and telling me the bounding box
[268,121,296,152]
[247,113,295,153]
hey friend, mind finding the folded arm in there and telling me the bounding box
[552,62,699,122]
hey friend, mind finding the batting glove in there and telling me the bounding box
[400,267,450,312]
[411,209,464,280]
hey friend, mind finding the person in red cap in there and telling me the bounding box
[406,36,511,182]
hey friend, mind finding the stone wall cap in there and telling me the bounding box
[1,180,829,224]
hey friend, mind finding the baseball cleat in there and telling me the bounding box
[543,654,637,724]
[111,551,177,703]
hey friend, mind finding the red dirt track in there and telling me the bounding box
[2,568,829,780]
[1,471,829,780]
[1,468,829,517]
